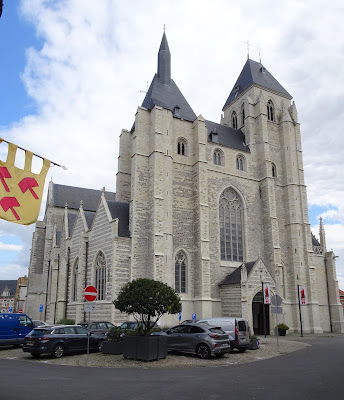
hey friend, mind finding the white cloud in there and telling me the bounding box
[1,0,344,288]
[0,242,23,251]
[0,264,28,280]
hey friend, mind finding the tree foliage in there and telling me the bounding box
[113,279,181,336]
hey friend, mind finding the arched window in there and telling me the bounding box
[236,155,245,171]
[175,251,186,293]
[95,251,107,300]
[72,259,79,302]
[241,104,245,127]
[272,163,277,177]
[267,100,274,121]
[232,111,238,129]
[219,188,244,262]
[213,149,224,166]
[177,139,187,156]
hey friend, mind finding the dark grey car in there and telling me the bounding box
[22,325,103,358]
[164,323,230,359]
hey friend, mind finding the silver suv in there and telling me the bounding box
[163,323,230,359]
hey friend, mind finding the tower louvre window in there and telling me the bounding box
[267,100,274,121]
[241,104,245,127]
[232,111,238,129]
[272,163,277,177]
[177,139,187,156]
[219,188,244,262]
[213,149,224,166]
[236,155,245,171]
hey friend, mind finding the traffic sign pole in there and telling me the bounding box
[84,286,97,364]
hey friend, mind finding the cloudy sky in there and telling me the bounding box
[0,0,343,290]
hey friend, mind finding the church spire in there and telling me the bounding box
[157,32,171,85]
[319,217,327,251]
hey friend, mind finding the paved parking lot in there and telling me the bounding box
[0,335,310,368]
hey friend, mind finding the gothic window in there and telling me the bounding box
[236,155,245,171]
[175,251,186,293]
[267,100,274,121]
[219,188,244,262]
[241,104,245,127]
[213,149,224,166]
[232,111,238,129]
[95,251,107,300]
[272,163,277,177]
[72,259,79,302]
[177,139,187,156]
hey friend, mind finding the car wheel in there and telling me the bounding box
[98,341,104,352]
[52,344,64,358]
[196,343,211,359]
[30,352,40,358]
[238,347,247,353]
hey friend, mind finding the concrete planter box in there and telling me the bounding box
[123,335,168,361]
[101,341,124,355]
[249,339,260,350]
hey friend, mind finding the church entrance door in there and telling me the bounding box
[252,291,270,335]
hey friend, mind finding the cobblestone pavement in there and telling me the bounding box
[0,335,312,369]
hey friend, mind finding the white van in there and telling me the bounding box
[197,317,251,352]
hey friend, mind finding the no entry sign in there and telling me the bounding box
[84,285,97,302]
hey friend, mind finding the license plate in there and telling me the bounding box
[26,342,34,346]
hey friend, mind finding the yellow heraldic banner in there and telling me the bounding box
[0,139,51,225]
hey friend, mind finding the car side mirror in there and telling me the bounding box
[166,329,171,334]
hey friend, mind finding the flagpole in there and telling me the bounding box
[0,137,67,170]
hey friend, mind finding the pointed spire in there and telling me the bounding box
[157,32,171,85]
[319,217,327,251]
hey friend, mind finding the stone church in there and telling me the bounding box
[26,33,344,334]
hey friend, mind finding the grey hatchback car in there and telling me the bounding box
[163,323,230,359]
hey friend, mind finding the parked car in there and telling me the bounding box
[161,322,230,359]
[77,321,115,336]
[22,325,103,358]
[197,317,251,352]
[118,321,161,333]
[32,320,49,328]
[0,313,34,347]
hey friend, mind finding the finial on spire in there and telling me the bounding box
[245,40,250,59]
[257,43,262,64]
[164,24,166,32]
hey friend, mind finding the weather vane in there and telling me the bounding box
[140,81,149,95]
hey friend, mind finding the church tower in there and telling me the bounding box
[221,58,323,332]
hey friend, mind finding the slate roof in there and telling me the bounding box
[0,280,17,296]
[205,120,250,152]
[51,183,116,212]
[219,261,256,286]
[223,59,292,111]
[311,233,320,247]
[84,211,96,231]
[141,33,196,122]
[106,200,130,237]
[67,212,78,237]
